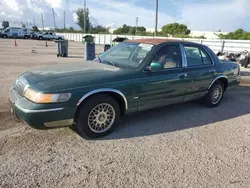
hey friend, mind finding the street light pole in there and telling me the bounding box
[155,0,158,37]
[84,0,86,34]
[135,17,139,36]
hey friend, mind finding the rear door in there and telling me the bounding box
[182,44,215,101]
[49,32,54,39]
[138,43,188,111]
[43,32,49,39]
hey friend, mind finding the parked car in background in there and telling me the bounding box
[31,32,42,39]
[2,27,31,39]
[9,39,241,138]
[36,32,64,40]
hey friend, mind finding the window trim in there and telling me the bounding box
[143,43,184,72]
[182,44,214,68]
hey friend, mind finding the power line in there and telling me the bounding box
[155,0,158,37]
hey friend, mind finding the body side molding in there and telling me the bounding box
[208,75,228,92]
[77,88,128,110]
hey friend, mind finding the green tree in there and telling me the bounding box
[219,29,250,40]
[21,22,26,28]
[113,24,130,34]
[161,23,190,36]
[113,24,146,35]
[2,21,9,29]
[32,26,39,32]
[76,8,91,32]
[90,25,109,34]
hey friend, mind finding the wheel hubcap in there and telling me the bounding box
[212,85,223,104]
[88,103,115,133]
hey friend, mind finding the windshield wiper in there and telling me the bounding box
[102,60,117,67]
[97,55,102,63]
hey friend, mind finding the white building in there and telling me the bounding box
[189,31,228,39]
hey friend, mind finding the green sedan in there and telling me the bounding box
[9,39,241,138]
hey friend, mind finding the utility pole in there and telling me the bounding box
[155,0,158,37]
[52,8,56,31]
[41,13,44,31]
[135,17,139,36]
[64,10,66,30]
[33,16,36,26]
[83,0,87,34]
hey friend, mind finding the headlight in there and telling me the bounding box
[24,88,71,103]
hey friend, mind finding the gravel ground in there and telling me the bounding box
[1,39,250,188]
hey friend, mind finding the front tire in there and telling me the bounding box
[204,80,225,107]
[76,94,120,138]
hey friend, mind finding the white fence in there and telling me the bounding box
[57,33,250,53]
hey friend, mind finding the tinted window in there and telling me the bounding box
[151,44,182,69]
[184,46,212,67]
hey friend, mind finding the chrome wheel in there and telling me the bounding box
[88,103,115,133]
[212,85,223,104]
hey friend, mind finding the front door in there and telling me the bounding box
[182,44,215,101]
[138,44,188,111]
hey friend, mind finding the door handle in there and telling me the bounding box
[178,73,187,78]
[209,70,215,74]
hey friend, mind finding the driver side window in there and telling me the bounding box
[151,44,182,70]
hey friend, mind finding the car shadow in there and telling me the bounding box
[98,85,250,140]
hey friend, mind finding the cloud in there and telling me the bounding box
[0,0,250,31]
[179,0,250,31]
[0,0,77,28]
[82,0,176,29]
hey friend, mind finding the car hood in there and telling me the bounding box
[20,61,133,92]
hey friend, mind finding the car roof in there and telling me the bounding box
[126,38,183,45]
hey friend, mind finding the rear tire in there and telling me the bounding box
[76,94,120,139]
[39,36,43,40]
[204,80,225,107]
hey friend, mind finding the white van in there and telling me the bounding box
[2,27,31,39]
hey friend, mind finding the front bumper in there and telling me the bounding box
[9,86,76,129]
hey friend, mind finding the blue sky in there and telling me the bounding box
[0,0,249,32]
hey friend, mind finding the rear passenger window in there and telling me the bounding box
[200,49,213,65]
[152,44,182,69]
[184,46,212,67]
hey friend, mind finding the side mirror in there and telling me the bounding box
[146,61,163,71]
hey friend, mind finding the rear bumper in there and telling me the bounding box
[9,87,76,129]
[227,75,241,90]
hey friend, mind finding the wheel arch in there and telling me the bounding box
[208,75,228,92]
[76,88,128,117]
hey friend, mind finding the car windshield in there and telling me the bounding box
[97,42,154,69]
